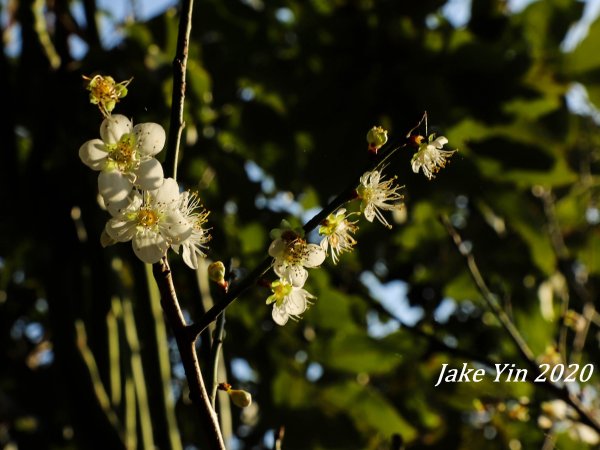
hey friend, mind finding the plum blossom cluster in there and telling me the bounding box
[265,125,456,326]
[79,75,210,269]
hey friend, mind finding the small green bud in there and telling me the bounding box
[208,261,227,288]
[366,126,388,154]
[228,389,252,408]
[217,382,252,408]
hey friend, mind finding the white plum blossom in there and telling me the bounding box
[268,228,325,287]
[104,178,192,264]
[318,208,358,264]
[266,279,316,326]
[79,114,166,213]
[411,134,456,180]
[357,169,404,229]
[171,190,211,270]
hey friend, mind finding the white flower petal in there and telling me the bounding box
[268,238,286,258]
[272,306,289,326]
[133,231,169,264]
[100,229,116,248]
[286,290,308,315]
[79,139,108,170]
[411,159,421,174]
[106,196,132,217]
[363,203,376,222]
[433,136,448,148]
[161,209,192,242]
[182,244,199,270]
[100,114,133,144]
[273,260,286,279]
[98,170,133,205]
[105,218,137,243]
[287,265,308,287]
[136,158,164,191]
[153,177,180,206]
[134,123,166,156]
[303,244,325,267]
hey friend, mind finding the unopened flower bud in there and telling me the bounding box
[208,261,227,288]
[217,382,252,408]
[367,126,388,154]
[228,389,252,408]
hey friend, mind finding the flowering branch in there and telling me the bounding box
[189,134,412,339]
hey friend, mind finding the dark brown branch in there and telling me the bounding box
[152,259,225,450]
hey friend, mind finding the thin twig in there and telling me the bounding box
[441,215,536,362]
[209,312,226,409]
[209,261,233,408]
[442,216,600,433]
[165,0,195,180]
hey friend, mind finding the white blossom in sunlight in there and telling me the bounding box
[268,224,325,287]
[266,279,316,326]
[104,178,191,264]
[171,190,211,270]
[357,169,404,229]
[79,114,166,213]
[318,208,358,264]
[411,134,456,180]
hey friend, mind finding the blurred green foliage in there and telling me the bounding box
[2,0,600,449]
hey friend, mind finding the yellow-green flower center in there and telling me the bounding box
[319,213,344,236]
[137,208,159,228]
[267,281,292,306]
[284,239,307,264]
[107,134,138,172]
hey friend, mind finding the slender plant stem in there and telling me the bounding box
[442,216,600,433]
[208,261,234,408]
[166,0,195,180]
[209,311,226,409]
[441,215,536,362]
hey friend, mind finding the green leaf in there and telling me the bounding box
[320,381,418,442]
[312,332,402,374]
[238,222,266,254]
[564,16,600,75]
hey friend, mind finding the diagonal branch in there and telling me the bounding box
[442,215,600,433]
